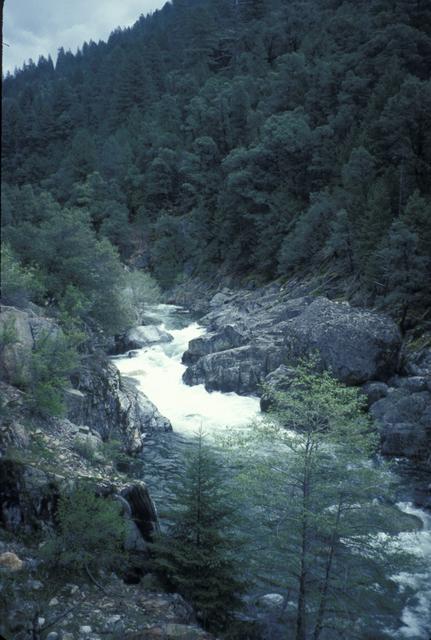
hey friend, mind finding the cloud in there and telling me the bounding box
[3,0,166,74]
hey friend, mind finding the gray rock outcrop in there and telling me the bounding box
[117,325,173,353]
[178,283,431,464]
[183,343,285,394]
[0,305,61,386]
[280,298,401,385]
[0,306,172,455]
[370,379,431,461]
[0,456,157,554]
[361,381,389,407]
[404,347,431,377]
[182,286,402,395]
[67,359,171,454]
[260,365,297,411]
[363,344,431,462]
[182,325,247,365]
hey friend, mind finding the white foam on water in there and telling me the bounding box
[114,312,260,436]
[392,502,431,639]
[113,305,431,637]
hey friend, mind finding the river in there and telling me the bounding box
[113,304,431,640]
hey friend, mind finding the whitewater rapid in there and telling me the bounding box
[113,304,431,639]
[393,503,431,639]
[113,304,260,435]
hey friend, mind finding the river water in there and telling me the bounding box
[115,304,260,435]
[113,304,431,640]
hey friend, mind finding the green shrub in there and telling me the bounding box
[101,438,144,475]
[32,382,66,417]
[0,242,44,306]
[0,315,18,348]
[101,438,125,466]
[120,269,161,323]
[72,437,98,463]
[4,202,135,336]
[4,432,57,470]
[44,484,127,575]
[29,331,79,417]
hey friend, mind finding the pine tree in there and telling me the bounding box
[277,192,335,274]
[371,219,430,332]
[402,189,431,255]
[2,0,431,326]
[324,208,356,274]
[150,429,245,632]
[45,484,127,575]
[231,361,415,640]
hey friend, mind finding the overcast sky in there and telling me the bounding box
[3,0,166,75]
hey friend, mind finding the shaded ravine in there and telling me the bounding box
[113,304,431,639]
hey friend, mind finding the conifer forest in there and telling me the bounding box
[1,1,431,639]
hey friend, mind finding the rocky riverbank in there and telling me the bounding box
[0,304,172,456]
[0,304,218,640]
[171,281,431,473]
[1,540,215,640]
[1,283,430,636]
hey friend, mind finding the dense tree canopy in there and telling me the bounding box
[2,0,431,326]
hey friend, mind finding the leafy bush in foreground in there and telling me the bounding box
[45,485,127,576]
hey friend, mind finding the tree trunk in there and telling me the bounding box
[296,536,307,640]
[399,304,408,336]
[295,440,311,640]
[313,496,343,640]
[196,429,203,547]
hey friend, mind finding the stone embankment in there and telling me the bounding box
[0,305,215,640]
[0,304,168,540]
[0,305,172,456]
[174,283,430,465]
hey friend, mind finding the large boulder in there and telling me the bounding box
[182,294,402,394]
[0,305,61,386]
[260,365,297,411]
[378,421,429,459]
[361,381,389,407]
[256,593,285,610]
[118,325,173,352]
[182,325,248,365]
[209,290,235,308]
[120,482,159,541]
[370,385,431,460]
[67,359,171,454]
[0,552,23,572]
[183,343,286,394]
[280,298,401,385]
[404,347,431,377]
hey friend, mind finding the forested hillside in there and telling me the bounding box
[2,0,431,332]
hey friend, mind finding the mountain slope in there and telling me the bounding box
[2,0,431,331]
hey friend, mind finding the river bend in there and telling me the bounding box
[113,304,431,640]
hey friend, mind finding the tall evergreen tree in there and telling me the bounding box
[370,219,430,332]
[151,430,245,632]
[231,362,415,640]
